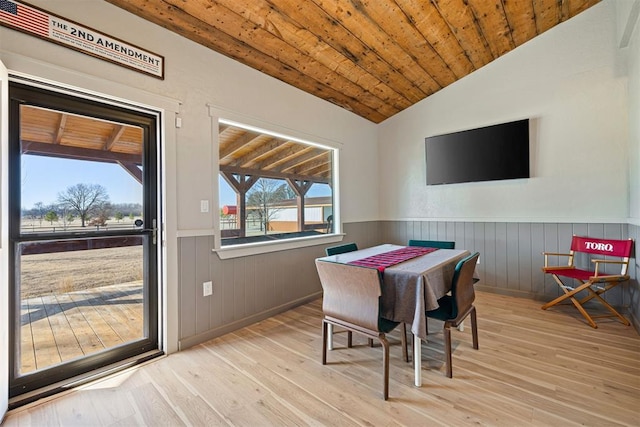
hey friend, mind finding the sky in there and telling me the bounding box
[21,155,142,209]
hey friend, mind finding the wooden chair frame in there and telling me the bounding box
[541,236,633,328]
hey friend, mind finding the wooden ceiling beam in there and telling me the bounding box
[227,137,284,168]
[21,140,141,164]
[54,113,67,145]
[289,152,331,175]
[250,143,308,171]
[220,164,330,184]
[302,163,331,177]
[104,125,126,151]
[219,131,262,159]
[276,148,325,173]
[286,178,313,197]
[117,161,143,184]
[220,171,259,193]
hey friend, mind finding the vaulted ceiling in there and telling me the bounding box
[105,0,601,123]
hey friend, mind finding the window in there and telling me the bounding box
[217,120,336,248]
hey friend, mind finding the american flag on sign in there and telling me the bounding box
[0,0,49,38]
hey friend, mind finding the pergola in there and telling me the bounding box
[218,123,333,239]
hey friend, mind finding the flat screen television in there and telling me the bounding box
[425,119,530,185]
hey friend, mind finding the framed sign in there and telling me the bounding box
[0,0,164,79]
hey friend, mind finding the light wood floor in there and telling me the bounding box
[4,291,639,426]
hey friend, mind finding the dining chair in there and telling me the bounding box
[315,260,408,400]
[325,242,358,256]
[324,242,359,347]
[408,239,455,249]
[425,251,480,378]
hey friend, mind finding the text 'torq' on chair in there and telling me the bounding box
[541,236,633,328]
[425,252,480,378]
[408,239,456,249]
[315,260,407,400]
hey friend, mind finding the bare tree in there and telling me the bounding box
[246,178,289,234]
[57,183,110,227]
[33,201,45,226]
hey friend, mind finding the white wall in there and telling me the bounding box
[626,1,640,223]
[378,1,629,223]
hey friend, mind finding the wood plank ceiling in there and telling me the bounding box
[219,123,332,185]
[105,0,601,123]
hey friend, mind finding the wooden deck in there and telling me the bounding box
[19,282,143,374]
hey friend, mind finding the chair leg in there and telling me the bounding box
[571,297,598,328]
[322,320,328,365]
[541,277,591,309]
[379,334,390,400]
[579,288,631,326]
[347,331,353,347]
[471,308,479,350]
[542,278,598,328]
[444,324,453,378]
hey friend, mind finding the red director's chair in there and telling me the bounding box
[541,236,634,328]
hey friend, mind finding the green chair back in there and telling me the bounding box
[408,239,455,249]
[325,242,358,256]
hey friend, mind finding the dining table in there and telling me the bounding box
[317,243,473,386]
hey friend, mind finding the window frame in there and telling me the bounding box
[209,109,343,259]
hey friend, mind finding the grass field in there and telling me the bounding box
[20,245,143,299]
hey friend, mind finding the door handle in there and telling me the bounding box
[136,218,158,245]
